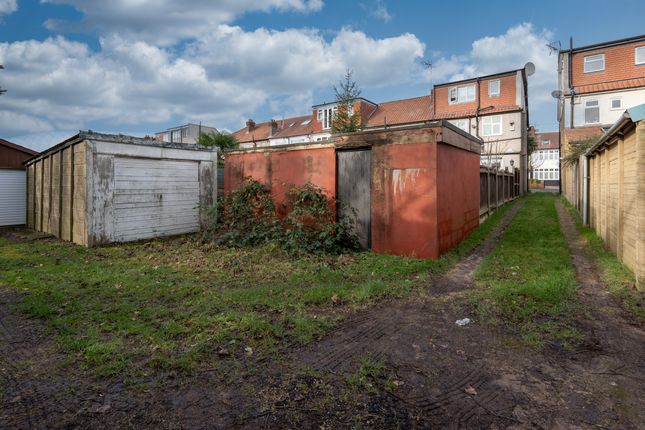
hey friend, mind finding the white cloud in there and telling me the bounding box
[427,23,557,126]
[0,0,17,17]
[0,26,425,135]
[42,0,324,45]
[370,0,392,23]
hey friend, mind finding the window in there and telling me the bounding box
[584,54,605,73]
[450,119,469,132]
[610,98,622,110]
[541,139,550,145]
[488,79,500,97]
[481,115,502,136]
[636,46,645,65]
[584,99,600,124]
[181,127,189,138]
[301,119,311,126]
[320,106,337,129]
[449,84,475,104]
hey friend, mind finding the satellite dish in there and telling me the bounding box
[551,90,563,99]
[524,62,536,77]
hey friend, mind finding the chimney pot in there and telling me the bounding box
[246,119,256,132]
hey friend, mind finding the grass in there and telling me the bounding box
[0,203,516,379]
[561,198,644,321]
[472,193,581,349]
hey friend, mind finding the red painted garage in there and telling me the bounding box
[225,122,482,259]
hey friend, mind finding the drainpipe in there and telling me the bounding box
[582,154,589,225]
[569,37,574,129]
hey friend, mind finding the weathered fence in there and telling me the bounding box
[479,166,520,219]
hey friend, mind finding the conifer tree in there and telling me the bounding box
[331,69,364,133]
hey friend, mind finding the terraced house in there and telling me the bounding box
[558,34,645,208]
[232,66,533,193]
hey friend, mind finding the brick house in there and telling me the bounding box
[558,34,645,129]
[529,131,560,189]
[231,67,531,193]
[558,34,645,208]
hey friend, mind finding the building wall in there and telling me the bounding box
[225,146,337,208]
[27,142,88,245]
[565,88,645,128]
[370,141,439,258]
[588,120,645,289]
[433,74,518,116]
[436,143,480,254]
[570,41,645,87]
[0,145,35,169]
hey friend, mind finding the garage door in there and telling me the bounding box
[0,169,26,226]
[112,157,200,242]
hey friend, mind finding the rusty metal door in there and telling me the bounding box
[337,149,371,249]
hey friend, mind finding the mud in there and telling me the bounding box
[1,200,644,429]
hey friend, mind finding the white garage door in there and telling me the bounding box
[0,170,26,226]
[113,157,200,242]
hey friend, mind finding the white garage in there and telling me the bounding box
[0,170,27,226]
[24,131,218,246]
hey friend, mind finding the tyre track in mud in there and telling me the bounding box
[298,200,527,427]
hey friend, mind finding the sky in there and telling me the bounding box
[0,0,643,151]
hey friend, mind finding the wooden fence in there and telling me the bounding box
[479,166,520,219]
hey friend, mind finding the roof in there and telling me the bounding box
[272,115,314,139]
[431,105,521,120]
[0,138,39,156]
[587,102,645,156]
[563,126,604,144]
[231,115,309,143]
[627,102,645,122]
[561,34,645,54]
[312,97,377,108]
[574,77,645,95]
[366,95,432,127]
[25,131,215,165]
[535,132,560,150]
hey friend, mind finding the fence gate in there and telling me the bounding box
[337,149,371,249]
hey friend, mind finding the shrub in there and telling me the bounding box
[211,179,359,255]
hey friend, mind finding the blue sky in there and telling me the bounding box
[0,0,643,150]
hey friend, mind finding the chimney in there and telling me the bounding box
[246,119,256,132]
[269,119,278,136]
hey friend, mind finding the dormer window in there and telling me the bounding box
[584,54,605,73]
[449,84,475,104]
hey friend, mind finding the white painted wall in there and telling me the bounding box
[565,88,645,128]
[0,170,26,226]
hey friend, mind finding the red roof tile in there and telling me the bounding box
[535,131,560,150]
[231,115,309,143]
[272,115,314,139]
[574,78,645,94]
[366,95,432,127]
[563,127,604,143]
[431,105,521,120]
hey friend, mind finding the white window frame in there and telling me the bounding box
[449,84,476,104]
[317,109,323,121]
[481,115,503,137]
[584,99,600,124]
[584,54,605,73]
[450,119,469,133]
[488,79,500,97]
[541,139,549,145]
[610,98,622,111]
[636,46,645,65]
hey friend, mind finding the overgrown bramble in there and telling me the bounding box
[209,178,360,255]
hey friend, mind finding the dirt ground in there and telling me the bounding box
[1,201,644,429]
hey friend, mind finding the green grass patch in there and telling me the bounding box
[472,193,580,348]
[0,200,518,378]
[560,198,644,321]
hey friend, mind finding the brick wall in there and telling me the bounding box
[571,41,645,87]
[433,74,517,115]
